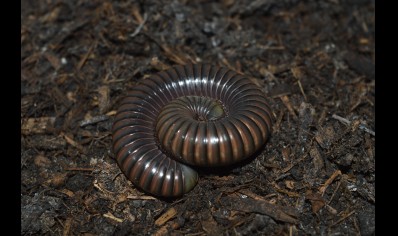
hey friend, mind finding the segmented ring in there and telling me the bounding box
[112,64,272,197]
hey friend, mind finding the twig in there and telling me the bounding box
[330,210,355,227]
[79,115,110,127]
[327,179,342,205]
[64,167,94,171]
[126,195,157,200]
[77,43,96,71]
[332,114,375,136]
[319,170,341,196]
[331,114,351,125]
[130,13,148,37]
[63,133,85,152]
[224,193,299,224]
[359,124,375,136]
[273,182,300,198]
[103,212,124,223]
[297,79,307,102]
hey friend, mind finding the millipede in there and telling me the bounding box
[112,64,272,197]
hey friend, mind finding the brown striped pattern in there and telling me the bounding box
[112,64,272,197]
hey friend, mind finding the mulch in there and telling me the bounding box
[21,1,375,235]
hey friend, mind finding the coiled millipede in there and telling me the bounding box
[112,64,272,197]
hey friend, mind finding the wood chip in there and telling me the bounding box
[40,6,61,23]
[280,95,297,119]
[34,155,51,168]
[63,133,85,152]
[79,115,109,127]
[43,51,62,70]
[281,147,291,161]
[315,125,336,149]
[305,190,326,213]
[155,207,177,226]
[222,0,235,7]
[126,195,157,200]
[152,226,169,236]
[365,136,374,159]
[21,117,56,135]
[62,217,73,236]
[64,167,94,171]
[309,146,324,174]
[330,210,356,227]
[224,193,298,224]
[93,179,115,195]
[46,173,68,187]
[81,233,96,236]
[319,170,342,195]
[331,114,351,126]
[291,66,304,79]
[285,180,295,190]
[103,212,124,223]
[106,110,117,116]
[201,210,223,235]
[24,135,66,150]
[268,63,290,74]
[59,189,75,198]
[298,102,315,130]
[160,45,192,65]
[325,204,338,215]
[150,57,170,71]
[272,182,300,198]
[98,86,110,114]
[132,5,144,24]
[153,218,185,236]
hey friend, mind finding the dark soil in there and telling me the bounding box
[21,0,375,235]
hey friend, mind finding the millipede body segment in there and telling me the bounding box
[112,64,272,197]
